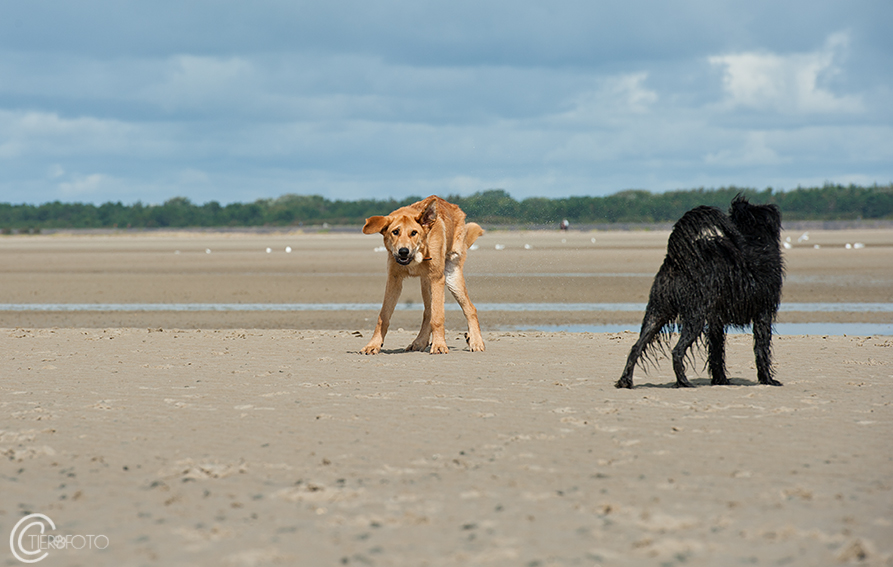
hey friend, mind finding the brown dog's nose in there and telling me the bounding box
[398,247,410,257]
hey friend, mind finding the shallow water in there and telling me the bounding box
[2,302,891,335]
[2,302,892,312]
[505,322,893,336]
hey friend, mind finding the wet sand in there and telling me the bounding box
[1,228,892,566]
[1,228,891,329]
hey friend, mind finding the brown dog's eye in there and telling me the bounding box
[410,230,418,236]
[391,229,399,235]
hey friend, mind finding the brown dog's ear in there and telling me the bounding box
[363,216,390,234]
[418,200,437,228]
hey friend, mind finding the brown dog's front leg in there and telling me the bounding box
[428,274,449,354]
[407,277,433,351]
[361,274,403,354]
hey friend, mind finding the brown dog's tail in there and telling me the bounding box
[465,222,484,248]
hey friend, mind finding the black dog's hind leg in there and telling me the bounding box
[672,317,703,388]
[616,310,669,389]
[753,312,782,386]
[707,319,730,385]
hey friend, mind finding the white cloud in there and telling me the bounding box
[612,73,659,113]
[47,164,66,178]
[709,32,862,114]
[58,172,114,197]
[557,73,658,125]
[0,110,148,158]
[138,55,256,112]
[177,168,212,185]
[703,131,788,167]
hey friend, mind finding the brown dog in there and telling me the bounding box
[360,195,485,354]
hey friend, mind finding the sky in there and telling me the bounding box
[1,1,891,205]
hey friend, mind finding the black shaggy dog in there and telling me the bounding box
[616,195,784,389]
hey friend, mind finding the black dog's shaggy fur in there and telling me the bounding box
[616,195,784,389]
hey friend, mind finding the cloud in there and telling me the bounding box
[140,56,256,113]
[0,4,890,205]
[703,131,788,167]
[709,31,862,114]
[0,1,764,67]
[58,172,114,197]
[0,110,149,158]
[558,73,658,124]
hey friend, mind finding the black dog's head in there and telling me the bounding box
[729,194,782,247]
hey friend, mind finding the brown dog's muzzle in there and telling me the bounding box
[395,247,413,265]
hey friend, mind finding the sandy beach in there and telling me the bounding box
[1,228,892,566]
[1,227,891,330]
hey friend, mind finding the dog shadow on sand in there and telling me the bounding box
[358,347,415,355]
[353,345,476,355]
[629,376,768,389]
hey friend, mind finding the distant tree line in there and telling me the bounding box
[1,184,891,232]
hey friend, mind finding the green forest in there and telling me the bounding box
[1,184,891,232]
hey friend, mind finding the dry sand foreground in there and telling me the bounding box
[1,228,892,566]
[1,329,891,566]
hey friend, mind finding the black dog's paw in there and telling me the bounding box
[615,378,633,389]
[761,378,783,386]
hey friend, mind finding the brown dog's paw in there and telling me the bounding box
[429,343,450,354]
[465,332,485,352]
[360,344,382,355]
[406,340,429,352]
